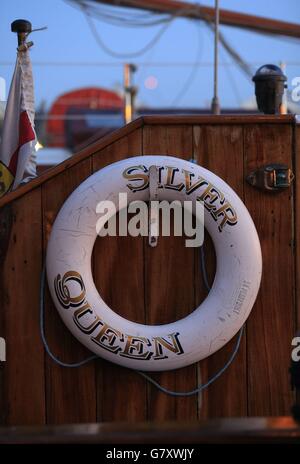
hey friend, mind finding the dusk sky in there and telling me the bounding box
[1,0,300,110]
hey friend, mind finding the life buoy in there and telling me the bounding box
[46,155,262,371]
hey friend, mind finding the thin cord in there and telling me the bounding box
[219,45,243,107]
[139,326,244,397]
[40,244,244,395]
[170,22,203,107]
[40,265,97,367]
[80,2,207,60]
[205,21,253,81]
[200,245,211,292]
[65,0,172,28]
[83,6,176,59]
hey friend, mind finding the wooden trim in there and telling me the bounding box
[97,0,300,39]
[0,118,143,209]
[0,417,299,444]
[143,114,295,125]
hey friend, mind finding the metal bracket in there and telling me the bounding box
[247,163,294,192]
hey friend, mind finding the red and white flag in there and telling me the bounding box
[0,47,37,198]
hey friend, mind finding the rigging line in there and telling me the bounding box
[82,0,163,19]
[204,21,253,80]
[68,0,300,42]
[90,11,172,28]
[2,61,299,67]
[219,39,243,106]
[89,0,300,42]
[135,33,160,92]
[68,0,159,18]
[65,0,172,27]
[80,1,208,59]
[80,9,171,28]
[70,0,254,85]
[83,6,176,58]
[170,21,203,107]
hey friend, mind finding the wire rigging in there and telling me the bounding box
[65,0,173,27]
[66,0,298,93]
[66,0,207,60]
[170,21,203,107]
[83,6,176,59]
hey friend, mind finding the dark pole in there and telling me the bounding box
[11,19,32,48]
[211,0,220,115]
[124,63,137,124]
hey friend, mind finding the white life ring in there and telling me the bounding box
[46,155,262,371]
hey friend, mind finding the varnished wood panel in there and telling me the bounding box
[0,117,297,425]
[0,205,12,424]
[193,125,247,418]
[1,189,45,425]
[92,128,147,421]
[143,125,198,421]
[295,124,300,407]
[42,158,96,424]
[244,124,294,415]
[295,125,300,330]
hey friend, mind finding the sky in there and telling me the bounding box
[0,0,300,110]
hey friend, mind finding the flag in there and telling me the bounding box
[0,46,37,198]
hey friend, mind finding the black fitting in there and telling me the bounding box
[11,19,32,34]
[252,64,287,114]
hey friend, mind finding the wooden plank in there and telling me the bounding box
[0,205,12,424]
[143,115,294,126]
[295,124,300,329]
[143,125,198,421]
[193,125,247,418]
[92,128,148,421]
[244,124,294,416]
[42,158,97,424]
[1,189,45,425]
[295,124,300,408]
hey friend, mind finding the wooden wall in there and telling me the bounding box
[0,115,297,425]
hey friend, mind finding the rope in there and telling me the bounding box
[40,265,97,368]
[83,7,176,59]
[169,21,203,107]
[79,1,207,60]
[40,242,244,396]
[139,326,244,397]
